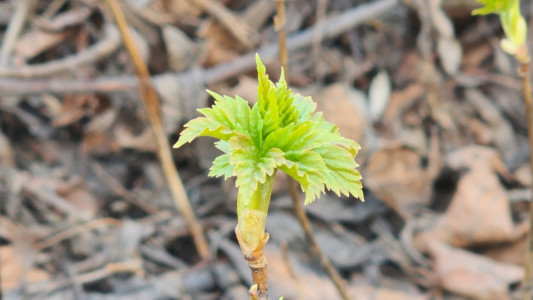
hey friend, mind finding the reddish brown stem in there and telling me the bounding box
[518,49,533,300]
[104,0,209,260]
[236,226,269,300]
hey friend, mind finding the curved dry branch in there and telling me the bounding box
[0,24,121,78]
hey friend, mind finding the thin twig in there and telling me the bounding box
[27,260,143,294]
[517,47,533,300]
[89,159,160,214]
[0,24,121,78]
[275,0,351,299]
[41,0,68,19]
[312,0,328,83]
[33,6,93,32]
[0,0,398,94]
[0,0,36,65]
[289,182,352,300]
[274,0,288,75]
[104,0,210,260]
[33,218,122,251]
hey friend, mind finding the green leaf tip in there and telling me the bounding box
[174,54,364,208]
[472,0,514,15]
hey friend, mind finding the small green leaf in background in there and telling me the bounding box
[472,0,514,15]
[472,0,527,54]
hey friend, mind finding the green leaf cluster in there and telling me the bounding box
[174,54,363,208]
[472,0,527,51]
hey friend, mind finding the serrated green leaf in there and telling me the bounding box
[315,144,364,200]
[205,90,252,134]
[173,117,234,148]
[209,153,233,179]
[174,90,254,148]
[280,150,327,204]
[209,141,233,179]
[262,123,294,152]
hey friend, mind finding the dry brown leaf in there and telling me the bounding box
[514,164,531,187]
[56,180,99,217]
[81,109,120,155]
[197,21,240,66]
[162,25,199,71]
[0,218,51,292]
[364,147,431,217]
[157,0,202,23]
[114,126,157,152]
[383,84,425,122]
[314,83,367,143]
[446,146,511,180]
[426,239,522,300]
[468,118,493,145]
[1,246,51,292]
[483,234,527,266]
[52,95,98,127]
[14,28,75,61]
[427,165,521,248]
[81,132,121,155]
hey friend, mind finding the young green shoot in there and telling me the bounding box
[174,54,363,298]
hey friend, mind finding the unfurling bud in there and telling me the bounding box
[238,209,267,251]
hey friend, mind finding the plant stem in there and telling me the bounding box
[236,174,275,299]
[104,0,209,260]
[518,47,533,300]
